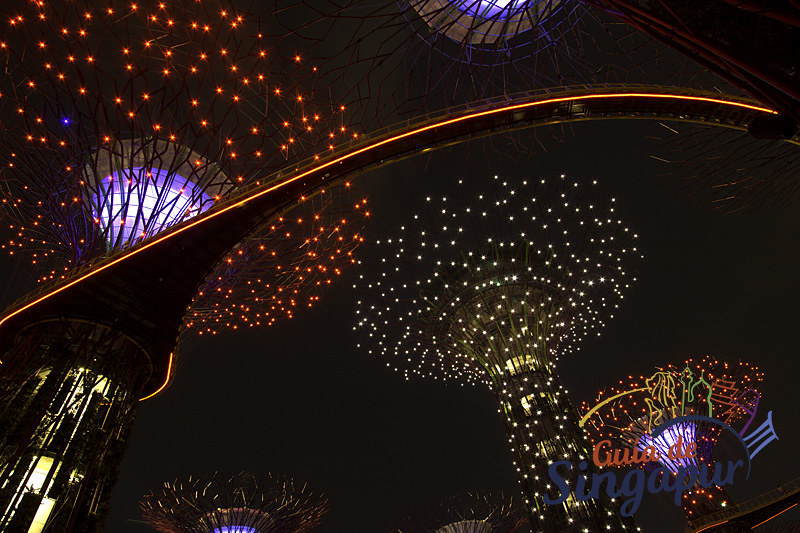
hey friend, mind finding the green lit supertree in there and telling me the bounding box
[355,175,641,532]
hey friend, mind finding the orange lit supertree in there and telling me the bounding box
[0,1,363,531]
[301,0,703,133]
[140,472,328,533]
[0,0,353,279]
[580,357,764,528]
[392,492,528,533]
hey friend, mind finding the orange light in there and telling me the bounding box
[139,352,173,401]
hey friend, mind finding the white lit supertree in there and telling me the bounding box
[354,175,641,532]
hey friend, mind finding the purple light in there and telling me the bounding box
[638,421,697,473]
[453,0,529,19]
[210,528,257,533]
[92,167,212,248]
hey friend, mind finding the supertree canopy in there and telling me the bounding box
[297,1,800,210]
[185,192,368,334]
[299,0,704,132]
[577,0,800,123]
[355,175,641,532]
[0,0,356,281]
[140,472,328,533]
[580,356,764,526]
[392,492,528,533]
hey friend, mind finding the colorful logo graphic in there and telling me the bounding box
[545,360,778,517]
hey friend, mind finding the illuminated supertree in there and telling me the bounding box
[0,1,363,531]
[580,357,764,528]
[392,492,528,533]
[354,175,641,532]
[140,472,327,533]
[184,193,367,335]
[298,1,800,211]
[0,0,356,279]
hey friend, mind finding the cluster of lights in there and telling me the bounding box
[140,472,328,533]
[581,357,764,521]
[354,175,641,531]
[0,0,358,278]
[186,193,368,334]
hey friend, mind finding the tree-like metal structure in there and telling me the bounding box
[185,193,367,335]
[580,357,764,529]
[304,0,702,132]
[393,492,528,533]
[0,0,353,280]
[302,1,800,210]
[0,1,363,531]
[355,175,641,532]
[140,472,327,533]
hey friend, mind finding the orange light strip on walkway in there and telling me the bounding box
[0,91,779,399]
[139,352,173,401]
[751,502,798,529]
[695,519,730,533]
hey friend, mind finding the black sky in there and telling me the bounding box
[94,119,800,533]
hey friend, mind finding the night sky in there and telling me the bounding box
[95,119,800,532]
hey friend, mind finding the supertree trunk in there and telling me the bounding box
[0,321,151,532]
[488,358,636,532]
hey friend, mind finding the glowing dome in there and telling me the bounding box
[637,419,698,473]
[93,167,211,246]
[408,0,562,45]
[210,527,258,533]
[455,0,528,19]
[436,519,494,533]
[84,138,230,251]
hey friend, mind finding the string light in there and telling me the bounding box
[0,0,358,281]
[354,175,641,531]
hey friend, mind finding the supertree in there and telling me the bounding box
[0,1,364,531]
[392,492,528,533]
[302,0,705,132]
[354,175,641,532]
[580,356,764,529]
[140,472,327,533]
[296,0,800,212]
[0,0,357,278]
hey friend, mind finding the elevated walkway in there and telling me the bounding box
[0,85,795,398]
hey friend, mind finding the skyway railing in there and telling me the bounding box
[688,475,800,532]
